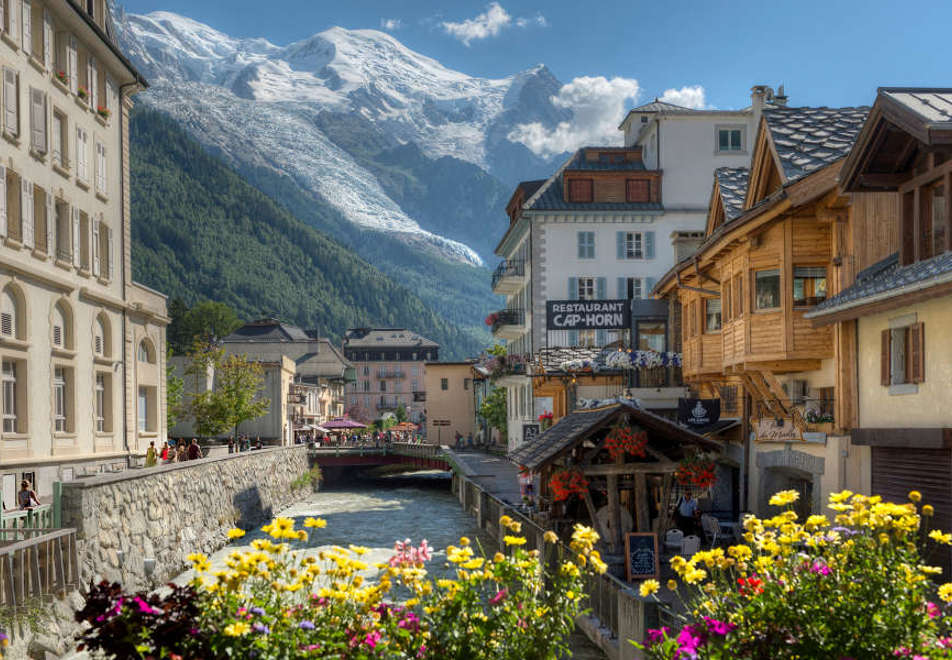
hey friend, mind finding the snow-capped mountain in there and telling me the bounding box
[116,10,569,266]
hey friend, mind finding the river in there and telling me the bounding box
[176,471,606,658]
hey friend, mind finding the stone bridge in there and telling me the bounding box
[308,442,450,471]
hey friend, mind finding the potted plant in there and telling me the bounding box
[77,85,89,101]
[538,410,554,430]
[54,70,69,85]
[604,423,648,460]
[548,467,589,501]
[96,105,111,120]
[674,453,717,490]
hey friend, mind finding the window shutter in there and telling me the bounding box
[43,9,52,68]
[20,179,32,248]
[910,322,925,384]
[67,35,77,94]
[71,207,80,266]
[0,1,4,40]
[30,88,43,152]
[616,231,625,259]
[0,164,5,238]
[89,57,98,110]
[91,219,100,276]
[20,0,30,55]
[8,0,18,43]
[645,231,655,259]
[596,277,606,300]
[645,277,656,297]
[45,191,52,254]
[3,69,17,137]
[880,329,891,386]
[617,277,626,299]
[107,224,114,279]
[567,277,578,346]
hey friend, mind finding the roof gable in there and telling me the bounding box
[707,167,749,235]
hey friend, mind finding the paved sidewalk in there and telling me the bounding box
[444,449,524,505]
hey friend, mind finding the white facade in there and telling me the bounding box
[0,0,166,501]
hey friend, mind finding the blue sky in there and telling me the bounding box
[118,0,949,111]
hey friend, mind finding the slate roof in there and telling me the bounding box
[526,147,663,213]
[808,251,952,317]
[509,401,720,472]
[517,179,546,199]
[763,106,870,183]
[224,318,312,343]
[882,89,952,128]
[343,328,439,349]
[715,167,749,221]
[629,99,697,114]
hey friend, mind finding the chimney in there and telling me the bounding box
[671,231,705,263]
[773,84,788,107]
[750,84,772,128]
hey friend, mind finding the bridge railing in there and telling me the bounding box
[0,527,80,611]
[1,504,55,536]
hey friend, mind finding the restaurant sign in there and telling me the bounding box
[678,398,720,427]
[546,299,631,330]
[755,418,801,443]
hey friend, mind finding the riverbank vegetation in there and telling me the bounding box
[638,489,952,658]
[74,516,605,659]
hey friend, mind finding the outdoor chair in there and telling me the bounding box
[700,514,720,547]
[664,528,684,552]
[681,534,701,557]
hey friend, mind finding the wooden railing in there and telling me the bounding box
[0,504,54,535]
[0,527,80,610]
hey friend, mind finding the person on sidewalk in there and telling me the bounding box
[17,480,40,509]
[187,438,202,460]
[145,441,158,467]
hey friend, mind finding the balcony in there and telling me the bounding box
[413,391,426,402]
[377,398,401,411]
[492,259,526,294]
[376,369,406,379]
[489,309,526,340]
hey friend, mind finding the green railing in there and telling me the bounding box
[0,505,54,537]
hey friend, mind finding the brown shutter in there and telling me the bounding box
[881,329,891,386]
[910,322,925,383]
[626,179,649,202]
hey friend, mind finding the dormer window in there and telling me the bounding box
[567,179,593,203]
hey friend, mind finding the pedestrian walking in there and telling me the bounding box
[187,438,202,460]
[176,443,187,463]
[17,480,40,509]
[228,437,235,454]
[145,441,158,467]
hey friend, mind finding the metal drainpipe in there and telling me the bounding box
[118,81,139,458]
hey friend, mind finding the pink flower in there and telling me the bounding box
[927,602,941,619]
[364,630,382,649]
[702,616,736,636]
[810,561,831,576]
[675,625,707,658]
[133,596,159,615]
[489,588,508,606]
[646,627,670,646]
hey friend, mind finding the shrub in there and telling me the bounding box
[75,515,605,659]
[637,488,952,659]
[290,465,323,491]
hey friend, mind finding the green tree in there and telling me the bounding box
[479,386,507,439]
[395,404,408,423]
[184,341,269,438]
[184,301,243,344]
[166,346,185,429]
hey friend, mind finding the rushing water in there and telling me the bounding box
[176,471,605,658]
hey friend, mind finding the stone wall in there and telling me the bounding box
[61,446,309,591]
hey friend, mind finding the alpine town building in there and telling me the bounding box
[0,0,167,501]
[492,86,786,451]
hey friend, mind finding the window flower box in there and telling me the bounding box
[96,106,111,120]
[55,70,69,85]
[77,86,89,101]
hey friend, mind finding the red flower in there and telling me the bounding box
[737,576,764,596]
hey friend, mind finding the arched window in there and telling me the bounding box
[138,339,155,364]
[94,314,110,357]
[52,303,68,349]
[0,289,17,338]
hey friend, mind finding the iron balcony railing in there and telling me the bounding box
[491,259,525,289]
[490,309,524,334]
[376,398,401,410]
[376,369,406,379]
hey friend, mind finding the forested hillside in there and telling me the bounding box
[129,107,483,358]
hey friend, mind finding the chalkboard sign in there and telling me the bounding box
[522,423,541,444]
[625,532,659,581]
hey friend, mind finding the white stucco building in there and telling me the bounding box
[0,0,167,502]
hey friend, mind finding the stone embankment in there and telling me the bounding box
[61,446,309,591]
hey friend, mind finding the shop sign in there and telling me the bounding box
[546,300,631,330]
[678,399,720,427]
[755,418,801,443]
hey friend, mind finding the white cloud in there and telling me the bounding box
[441,3,546,46]
[506,76,641,157]
[659,85,707,109]
[380,18,402,31]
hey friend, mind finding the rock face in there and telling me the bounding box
[61,447,309,591]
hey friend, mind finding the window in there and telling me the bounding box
[626,179,650,202]
[20,0,30,55]
[137,340,154,363]
[637,321,666,352]
[55,200,70,261]
[76,126,89,183]
[567,179,593,202]
[733,273,744,317]
[705,298,722,332]
[464,378,470,390]
[362,381,369,392]
[920,183,947,261]
[720,384,738,414]
[882,322,925,388]
[0,289,17,338]
[95,373,105,432]
[577,277,595,300]
[29,88,46,154]
[94,141,106,195]
[94,315,108,356]
[2,67,19,139]
[626,277,642,300]
[625,232,643,259]
[1,360,16,433]
[53,366,67,432]
[362,366,369,376]
[792,267,827,307]
[577,231,595,259]
[441,378,448,391]
[717,128,743,152]
[137,386,148,432]
[754,269,781,310]
[379,380,386,392]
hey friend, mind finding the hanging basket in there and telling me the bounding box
[603,424,648,461]
[549,468,589,502]
[675,454,717,489]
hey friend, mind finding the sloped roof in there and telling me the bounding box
[525,147,663,213]
[715,167,749,221]
[763,106,869,182]
[807,251,952,319]
[630,99,697,114]
[343,328,439,349]
[518,179,547,199]
[509,401,720,472]
[224,318,311,343]
[881,89,952,129]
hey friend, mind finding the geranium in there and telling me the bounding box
[77,85,89,100]
[96,105,111,119]
[54,70,69,84]
[603,423,647,461]
[635,489,952,659]
[675,454,717,489]
[548,468,589,501]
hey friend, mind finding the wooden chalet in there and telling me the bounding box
[510,401,725,556]
[654,105,873,514]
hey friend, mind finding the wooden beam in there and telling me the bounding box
[606,471,621,552]
[744,359,823,373]
[695,259,720,286]
[634,472,651,533]
[582,461,678,476]
[857,173,911,189]
[581,489,609,545]
[759,370,791,416]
